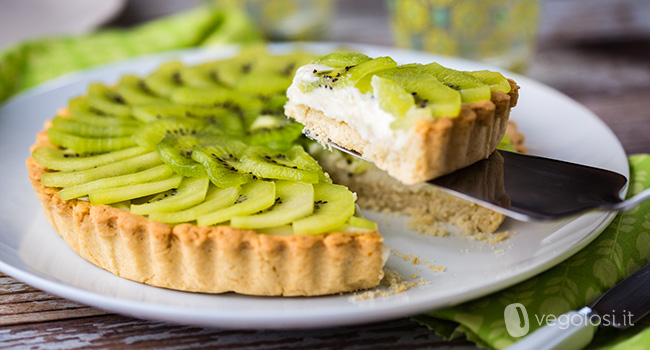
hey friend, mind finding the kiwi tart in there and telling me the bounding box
[27,48,387,297]
[284,53,520,185]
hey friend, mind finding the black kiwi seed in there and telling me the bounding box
[111,93,126,104]
[172,72,183,85]
[209,70,219,82]
[235,194,248,204]
[137,80,154,95]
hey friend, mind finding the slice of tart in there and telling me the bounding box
[310,122,527,235]
[284,53,520,185]
[27,50,387,297]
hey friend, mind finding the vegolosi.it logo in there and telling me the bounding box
[504,303,635,338]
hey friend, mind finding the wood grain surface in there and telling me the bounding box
[2,0,650,349]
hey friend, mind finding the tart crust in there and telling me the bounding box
[27,130,386,297]
[285,80,519,185]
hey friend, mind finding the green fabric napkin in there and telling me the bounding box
[0,4,262,104]
[2,5,649,349]
[414,154,650,349]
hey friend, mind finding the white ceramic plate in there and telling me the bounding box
[0,43,628,329]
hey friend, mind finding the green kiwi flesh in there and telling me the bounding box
[292,183,356,235]
[196,180,276,226]
[89,175,183,205]
[469,70,511,93]
[148,186,240,224]
[130,175,210,215]
[32,146,149,171]
[58,164,175,201]
[230,181,314,229]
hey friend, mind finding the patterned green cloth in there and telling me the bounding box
[2,5,649,349]
[414,154,650,349]
[0,4,262,104]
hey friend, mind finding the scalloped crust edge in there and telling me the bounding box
[285,80,519,185]
[26,131,386,297]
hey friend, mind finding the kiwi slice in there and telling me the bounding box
[47,128,137,154]
[67,97,136,126]
[133,116,217,149]
[86,83,131,117]
[230,181,314,229]
[247,115,304,150]
[132,104,243,135]
[157,128,221,178]
[171,85,233,106]
[32,146,149,171]
[130,175,210,215]
[292,183,356,235]
[469,70,511,93]
[51,116,139,138]
[311,56,398,91]
[346,216,378,231]
[115,75,166,105]
[370,75,416,120]
[238,146,320,184]
[191,143,255,188]
[171,86,263,128]
[284,145,331,183]
[313,52,372,68]
[58,164,174,200]
[180,62,222,88]
[148,185,240,224]
[40,151,162,187]
[375,67,461,118]
[419,63,491,103]
[143,61,185,97]
[89,175,183,205]
[196,180,276,226]
[233,71,292,97]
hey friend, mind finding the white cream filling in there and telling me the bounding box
[287,64,412,150]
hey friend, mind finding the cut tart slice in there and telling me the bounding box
[27,50,387,297]
[310,121,527,235]
[284,52,520,185]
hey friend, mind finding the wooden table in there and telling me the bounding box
[2,0,649,348]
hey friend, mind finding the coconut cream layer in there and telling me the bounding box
[286,64,412,150]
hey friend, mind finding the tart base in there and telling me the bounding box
[285,80,519,185]
[27,132,386,297]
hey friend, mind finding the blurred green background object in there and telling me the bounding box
[386,0,541,73]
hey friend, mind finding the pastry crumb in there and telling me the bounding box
[468,230,515,244]
[391,249,446,273]
[348,269,430,301]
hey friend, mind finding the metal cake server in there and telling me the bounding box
[315,135,650,221]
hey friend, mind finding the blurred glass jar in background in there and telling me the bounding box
[386,0,540,73]
[215,0,334,41]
